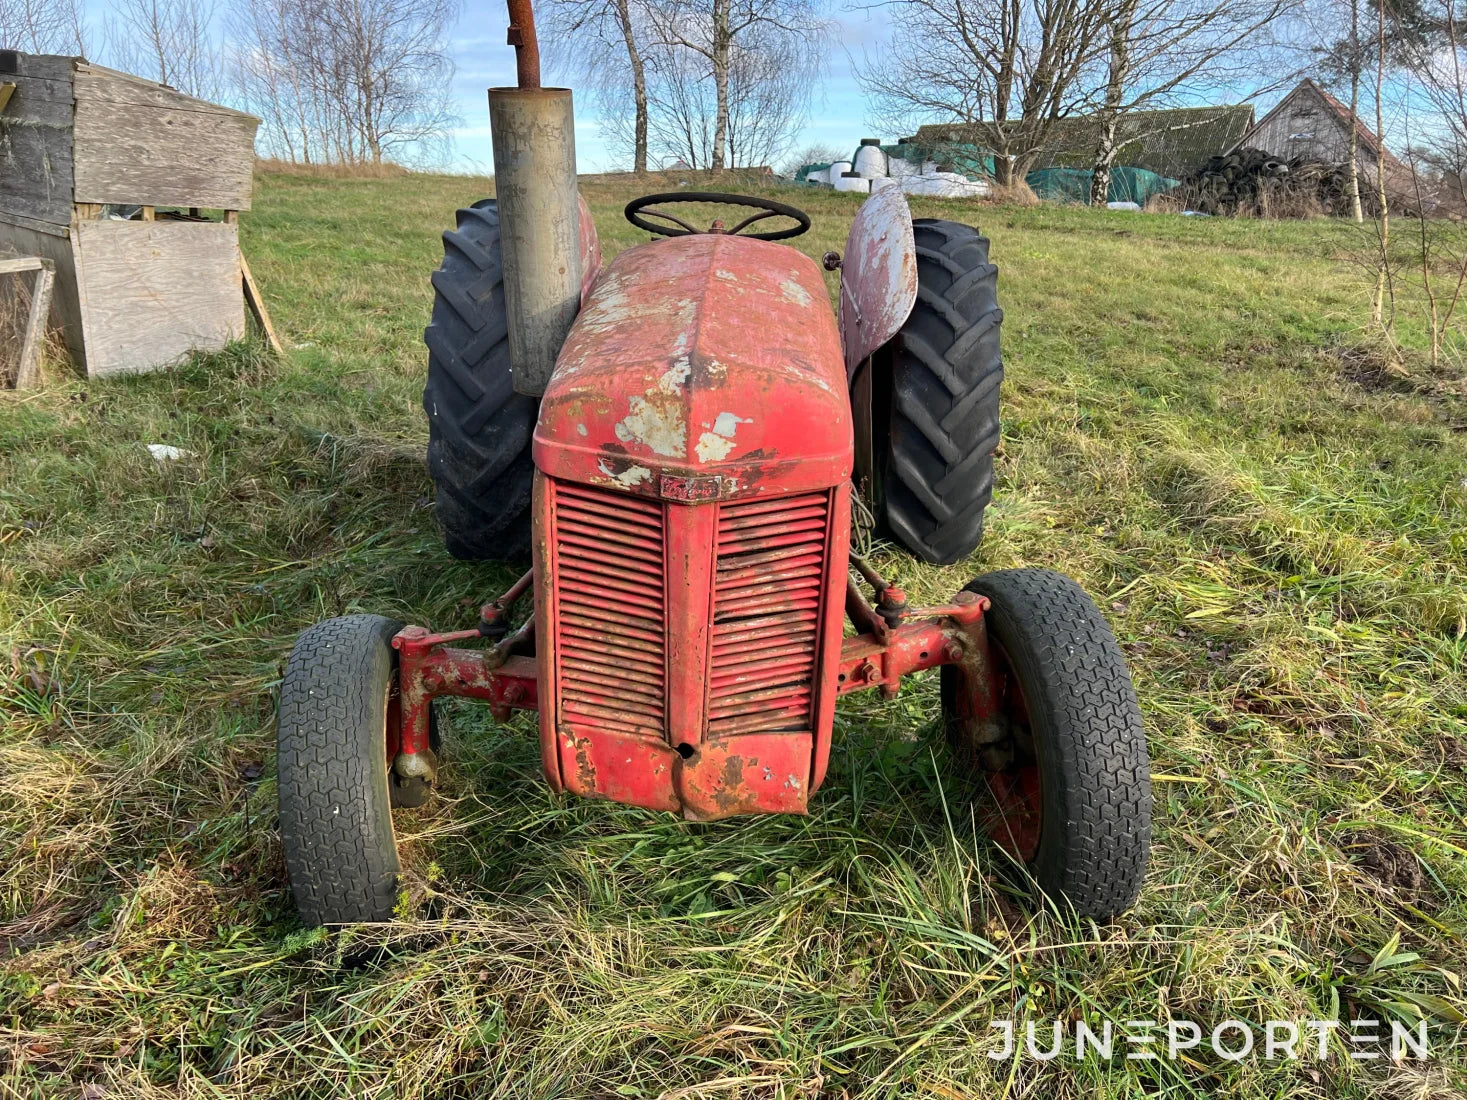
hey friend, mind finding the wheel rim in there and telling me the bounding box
[952,639,1043,862]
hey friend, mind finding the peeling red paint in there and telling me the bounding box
[535,233,851,502]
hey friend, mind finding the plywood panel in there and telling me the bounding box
[72,71,259,210]
[0,218,84,364]
[74,220,242,375]
[0,54,75,226]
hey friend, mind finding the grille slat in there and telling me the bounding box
[553,482,667,741]
[708,492,830,736]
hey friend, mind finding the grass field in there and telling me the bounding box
[3,169,1467,1098]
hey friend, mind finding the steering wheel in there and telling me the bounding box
[624,192,812,241]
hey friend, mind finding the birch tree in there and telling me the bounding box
[226,0,459,165]
[648,0,827,171]
[1084,0,1295,205]
[542,0,653,171]
[861,0,1110,185]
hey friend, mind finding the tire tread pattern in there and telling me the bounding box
[962,569,1151,921]
[885,219,1004,564]
[278,615,402,925]
[422,200,536,561]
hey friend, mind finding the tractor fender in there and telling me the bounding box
[838,185,917,380]
[578,192,602,306]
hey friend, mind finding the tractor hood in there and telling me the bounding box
[534,233,851,502]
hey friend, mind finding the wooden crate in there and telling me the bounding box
[0,50,261,376]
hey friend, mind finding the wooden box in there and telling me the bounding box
[0,51,260,375]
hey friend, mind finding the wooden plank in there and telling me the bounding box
[0,55,75,227]
[72,71,259,210]
[0,256,43,274]
[74,219,243,375]
[73,61,259,119]
[0,219,84,364]
[0,83,15,115]
[140,206,154,221]
[13,258,55,388]
[0,209,70,238]
[240,252,283,355]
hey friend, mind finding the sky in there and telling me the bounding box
[446,2,897,174]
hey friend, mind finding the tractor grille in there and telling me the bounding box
[709,492,830,736]
[552,482,667,739]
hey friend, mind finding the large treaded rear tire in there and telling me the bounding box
[278,615,403,925]
[881,219,1003,565]
[423,200,537,561]
[942,569,1151,921]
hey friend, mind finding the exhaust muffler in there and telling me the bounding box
[489,0,581,397]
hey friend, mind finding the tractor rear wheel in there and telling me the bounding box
[278,614,405,925]
[941,569,1150,921]
[871,219,1002,565]
[423,199,537,562]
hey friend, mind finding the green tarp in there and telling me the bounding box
[1025,166,1179,205]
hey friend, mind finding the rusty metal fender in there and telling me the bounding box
[838,186,917,380]
[578,191,602,306]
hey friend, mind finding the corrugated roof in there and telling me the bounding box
[912,104,1255,179]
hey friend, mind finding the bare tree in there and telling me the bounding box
[0,0,88,53]
[644,15,815,168]
[106,0,222,99]
[1084,0,1296,205]
[226,0,460,166]
[862,0,1110,185]
[648,0,827,170]
[542,0,652,171]
[780,142,847,175]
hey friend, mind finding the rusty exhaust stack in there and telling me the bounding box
[489,0,581,397]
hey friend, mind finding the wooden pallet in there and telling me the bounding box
[1,255,55,389]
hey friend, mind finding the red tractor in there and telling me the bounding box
[276,1,1151,926]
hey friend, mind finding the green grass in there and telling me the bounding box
[3,169,1467,1097]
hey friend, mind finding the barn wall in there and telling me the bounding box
[71,65,259,210]
[0,53,76,227]
[1246,86,1378,176]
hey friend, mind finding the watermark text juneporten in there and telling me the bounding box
[987,1018,1430,1061]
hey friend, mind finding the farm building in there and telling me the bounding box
[912,104,1256,181]
[0,51,266,379]
[1226,78,1407,184]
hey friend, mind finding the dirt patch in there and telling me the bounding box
[1338,830,1436,906]
[1336,343,1414,394]
[1336,344,1467,431]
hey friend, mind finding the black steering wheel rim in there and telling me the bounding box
[624,191,812,241]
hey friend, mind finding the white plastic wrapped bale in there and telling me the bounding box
[870,176,899,192]
[887,157,917,179]
[853,140,887,179]
[827,161,852,184]
[900,172,988,198]
[834,171,872,193]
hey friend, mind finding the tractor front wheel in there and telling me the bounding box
[278,614,408,925]
[941,569,1151,921]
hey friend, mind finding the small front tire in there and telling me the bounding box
[278,615,405,925]
[941,569,1151,921]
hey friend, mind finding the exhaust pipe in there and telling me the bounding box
[489,0,581,397]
